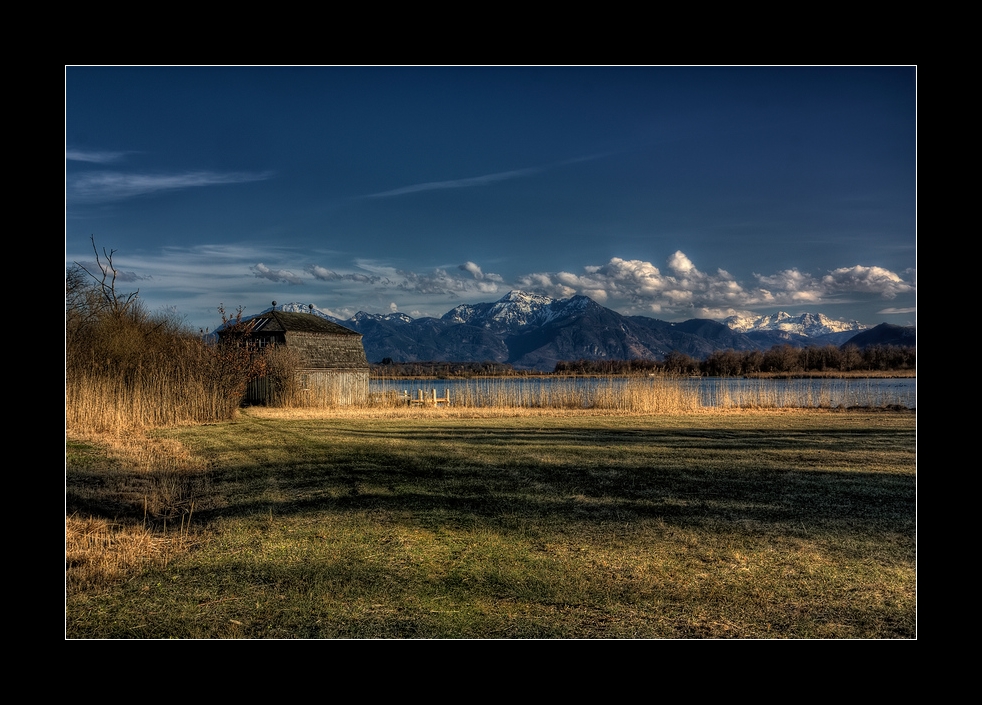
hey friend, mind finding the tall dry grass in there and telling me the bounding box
[66,368,238,433]
[592,377,702,413]
[66,303,256,433]
[367,375,913,412]
[372,377,703,413]
[704,377,915,409]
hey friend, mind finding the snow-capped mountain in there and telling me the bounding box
[352,311,413,325]
[723,311,867,337]
[442,291,560,333]
[247,293,898,371]
[265,301,340,319]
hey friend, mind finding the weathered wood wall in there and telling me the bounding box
[247,369,369,406]
[284,332,368,368]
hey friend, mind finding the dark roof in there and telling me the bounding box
[250,311,361,336]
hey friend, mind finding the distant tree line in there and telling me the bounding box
[370,343,915,378]
[372,360,522,378]
[554,343,915,376]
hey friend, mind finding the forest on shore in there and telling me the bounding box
[372,343,915,378]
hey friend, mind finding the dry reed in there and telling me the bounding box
[374,377,704,412]
[66,370,237,433]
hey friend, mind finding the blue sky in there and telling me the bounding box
[66,67,916,332]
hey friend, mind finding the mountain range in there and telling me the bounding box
[259,292,913,372]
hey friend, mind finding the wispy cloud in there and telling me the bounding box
[358,151,618,201]
[66,148,131,163]
[73,259,147,284]
[67,170,274,203]
[362,167,540,199]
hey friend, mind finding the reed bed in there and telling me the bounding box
[374,377,703,412]
[67,373,914,439]
[705,377,916,409]
[368,376,913,412]
[66,370,238,433]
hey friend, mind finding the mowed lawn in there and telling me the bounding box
[66,408,916,639]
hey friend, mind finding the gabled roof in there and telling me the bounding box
[249,311,361,336]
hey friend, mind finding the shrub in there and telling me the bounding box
[65,244,264,432]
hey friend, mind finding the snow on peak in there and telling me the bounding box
[442,291,559,331]
[497,290,554,306]
[353,311,413,324]
[724,311,867,336]
[481,291,559,329]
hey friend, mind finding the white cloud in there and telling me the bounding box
[754,269,824,302]
[379,261,505,297]
[518,253,915,315]
[305,264,382,284]
[252,263,303,285]
[822,265,915,298]
[460,261,485,279]
[667,250,696,275]
[306,265,340,280]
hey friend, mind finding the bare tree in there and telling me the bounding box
[74,235,140,318]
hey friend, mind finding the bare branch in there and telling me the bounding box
[73,235,140,317]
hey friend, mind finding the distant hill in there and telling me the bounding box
[247,293,907,372]
[843,323,916,348]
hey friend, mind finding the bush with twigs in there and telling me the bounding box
[66,239,264,433]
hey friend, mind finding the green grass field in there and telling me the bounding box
[66,408,916,638]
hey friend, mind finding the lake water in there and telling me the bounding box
[371,376,916,409]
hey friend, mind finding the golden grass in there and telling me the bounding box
[66,430,202,596]
[68,409,916,638]
[66,516,193,594]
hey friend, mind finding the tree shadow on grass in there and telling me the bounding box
[69,420,914,541]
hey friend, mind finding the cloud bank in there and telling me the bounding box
[291,251,913,318]
[80,244,914,330]
[509,253,914,317]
